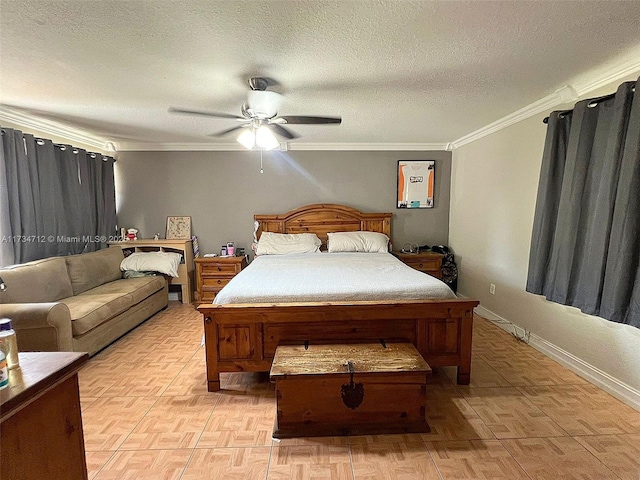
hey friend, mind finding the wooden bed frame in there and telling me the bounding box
[198,204,478,391]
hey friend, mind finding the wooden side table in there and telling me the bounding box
[1,351,89,480]
[196,256,248,303]
[392,251,444,279]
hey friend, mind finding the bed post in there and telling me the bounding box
[457,309,474,385]
[203,315,221,391]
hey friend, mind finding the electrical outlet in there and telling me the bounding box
[490,283,496,295]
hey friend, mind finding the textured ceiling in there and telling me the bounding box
[1,0,640,149]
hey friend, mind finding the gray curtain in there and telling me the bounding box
[102,156,117,246]
[78,150,98,252]
[527,78,639,328]
[2,132,50,262]
[0,126,117,266]
[0,132,13,265]
[56,146,86,255]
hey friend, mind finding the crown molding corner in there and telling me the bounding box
[450,55,640,150]
[449,92,560,149]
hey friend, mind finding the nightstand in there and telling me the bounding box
[195,256,248,303]
[392,251,444,279]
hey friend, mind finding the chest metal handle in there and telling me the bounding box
[341,361,364,410]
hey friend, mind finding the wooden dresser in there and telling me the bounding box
[392,251,444,279]
[196,256,248,303]
[109,239,194,304]
[1,352,89,480]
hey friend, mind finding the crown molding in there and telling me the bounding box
[572,54,640,96]
[286,143,449,151]
[0,106,112,151]
[450,54,640,150]
[116,141,450,152]
[5,51,638,154]
[449,91,567,149]
[117,142,251,151]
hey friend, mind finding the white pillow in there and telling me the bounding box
[327,231,389,253]
[256,232,322,255]
[120,252,182,277]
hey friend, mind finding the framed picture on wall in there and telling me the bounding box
[166,216,192,239]
[397,160,435,209]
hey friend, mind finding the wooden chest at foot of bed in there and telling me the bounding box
[270,343,432,438]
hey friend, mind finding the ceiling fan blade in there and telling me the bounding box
[208,125,246,137]
[168,107,245,120]
[269,124,299,140]
[275,115,342,125]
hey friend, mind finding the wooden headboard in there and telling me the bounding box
[255,204,391,248]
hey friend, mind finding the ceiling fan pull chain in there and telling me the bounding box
[260,148,264,174]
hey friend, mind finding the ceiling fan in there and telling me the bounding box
[169,77,342,149]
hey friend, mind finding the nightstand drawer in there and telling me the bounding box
[403,258,440,272]
[392,251,444,279]
[202,277,232,289]
[199,289,219,303]
[201,263,240,275]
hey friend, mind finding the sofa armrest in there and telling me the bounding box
[0,303,74,352]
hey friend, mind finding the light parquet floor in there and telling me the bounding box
[79,302,640,479]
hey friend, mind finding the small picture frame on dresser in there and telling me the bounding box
[166,216,192,240]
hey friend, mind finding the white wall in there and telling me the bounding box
[449,76,640,400]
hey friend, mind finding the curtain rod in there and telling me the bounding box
[42,140,115,161]
[50,142,116,161]
[543,82,635,124]
[0,129,115,161]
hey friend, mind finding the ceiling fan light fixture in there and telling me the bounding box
[237,129,256,149]
[247,90,282,118]
[256,126,280,150]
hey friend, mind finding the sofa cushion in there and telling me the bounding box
[61,276,165,336]
[65,247,124,296]
[84,276,165,304]
[62,292,133,336]
[0,257,73,303]
[114,276,166,304]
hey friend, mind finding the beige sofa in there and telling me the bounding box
[0,247,168,356]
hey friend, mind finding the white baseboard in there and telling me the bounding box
[472,304,640,412]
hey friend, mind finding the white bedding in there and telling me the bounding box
[213,252,456,304]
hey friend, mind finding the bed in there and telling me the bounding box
[198,203,479,391]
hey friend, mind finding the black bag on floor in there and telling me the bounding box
[431,245,458,293]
